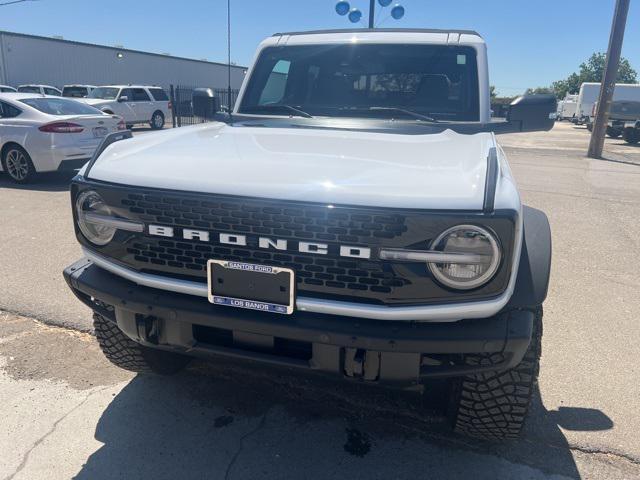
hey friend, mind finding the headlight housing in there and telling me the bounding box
[428,225,501,290]
[76,190,116,245]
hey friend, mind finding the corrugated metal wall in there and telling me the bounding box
[0,31,246,90]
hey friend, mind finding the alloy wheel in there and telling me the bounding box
[5,149,29,181]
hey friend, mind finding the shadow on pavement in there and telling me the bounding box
[73,359,612,480]
[0,171,76,192]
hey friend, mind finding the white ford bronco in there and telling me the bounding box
[64,29,555,440]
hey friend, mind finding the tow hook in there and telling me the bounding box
[344,348,381,381]
[135,315,160,344]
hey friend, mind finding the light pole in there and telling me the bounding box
[587,0,630,159]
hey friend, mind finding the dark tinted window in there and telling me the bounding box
[132,88,151,101]
[62,86,89,98]
[149,88,169,101]
[0,101,22,118]
[18,86,41,93]
[19,98,102,115]
[240,44,480,121]
[0,87,16,93]
[44,87,61,96]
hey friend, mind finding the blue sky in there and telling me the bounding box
[1,0,639,96]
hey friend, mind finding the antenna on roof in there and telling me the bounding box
[227,0,233,124]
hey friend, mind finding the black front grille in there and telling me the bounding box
[122,192,408,244]
[79,183,517,306]
[126,236,407,295]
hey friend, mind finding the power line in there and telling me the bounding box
[0,0,39,6]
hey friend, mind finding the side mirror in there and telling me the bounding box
[507,94,557,132]
[118,96,128,102]
[192,88,219,119]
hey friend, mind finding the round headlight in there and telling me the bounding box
[76,190,116,245]
[428,225,501,290]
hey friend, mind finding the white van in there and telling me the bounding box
[576,82,640,124]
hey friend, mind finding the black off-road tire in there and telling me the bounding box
[606,127,622,139]
[448,307,542,440]
[93,313,190,374]
[623,128,640,144]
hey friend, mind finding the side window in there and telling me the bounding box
[0,102,21,118]
[148,88,169,101]
[132,88,151,101]
[44,87,60,96]
[259,60,291,105]
[119,88,133,101]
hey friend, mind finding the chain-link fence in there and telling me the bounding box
[170,85,239,127]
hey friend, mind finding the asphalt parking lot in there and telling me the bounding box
[1,121,640,479]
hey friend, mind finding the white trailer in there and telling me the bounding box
[558,94,578,121]
[576,82,640,124]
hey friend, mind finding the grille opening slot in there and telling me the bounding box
[192,325,312,361]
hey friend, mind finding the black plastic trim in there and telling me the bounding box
[63,258,533,383]
[503,206,552,310]
[483,147,498,213]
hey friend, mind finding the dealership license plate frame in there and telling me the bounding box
[207,259,295,315]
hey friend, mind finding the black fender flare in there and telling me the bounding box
[503,205,552,309]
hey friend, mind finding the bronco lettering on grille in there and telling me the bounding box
[148,224,372,259]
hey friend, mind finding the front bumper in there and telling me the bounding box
[64,258,534,386]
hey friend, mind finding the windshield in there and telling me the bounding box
[238,44,480,121]
[18,86,41,93]
[63,86,89,98]
[19,98,103,116]
[88,87,119,100]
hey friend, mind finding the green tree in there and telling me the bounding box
[525,87,553,95]
[490,85,497,99]
[552,52,637,99]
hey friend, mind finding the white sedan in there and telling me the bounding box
[0,93,125,183]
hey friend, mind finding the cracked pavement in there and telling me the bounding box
[1,123,640,478]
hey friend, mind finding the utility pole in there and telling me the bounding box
[587,0,630,159]
[369,0,375,28]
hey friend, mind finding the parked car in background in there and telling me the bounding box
[0,85,17,93]
[0,93,125,183]
[577,82,640,125]
[17,84,62,96]
[603,101,640,140]
[79,85,170,130]
[62,85,97,98]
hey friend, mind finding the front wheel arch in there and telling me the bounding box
[504,206,552,310]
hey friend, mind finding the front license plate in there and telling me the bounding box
[207,260,295,315]
[93,126,109,138]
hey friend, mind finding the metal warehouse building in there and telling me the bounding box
[0,30,246,91]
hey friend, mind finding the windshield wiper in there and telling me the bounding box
[367,107,439,123]
[244,104,313,118]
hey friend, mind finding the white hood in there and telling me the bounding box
[87,123,496,210]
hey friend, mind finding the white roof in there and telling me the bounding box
[18,84,59,89]
[261,28,485,48]
[0,92,50,100]
[98,85,163,89]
